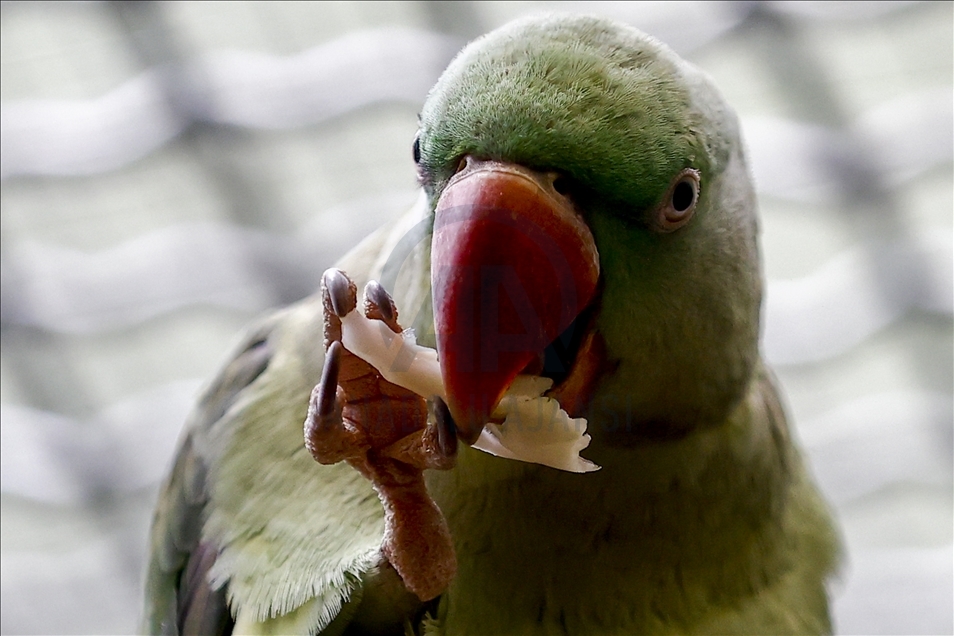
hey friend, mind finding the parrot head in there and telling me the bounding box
[417,14,762,445]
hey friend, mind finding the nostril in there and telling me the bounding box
[552,175,571,196]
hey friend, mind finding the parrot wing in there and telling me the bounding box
[142,200,433,635]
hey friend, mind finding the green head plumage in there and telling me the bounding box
[418,13,763,437]
[419,14,732,216]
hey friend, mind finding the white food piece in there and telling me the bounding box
[477,377,600,473]
[339,287,601,473]
[339,310,445,400]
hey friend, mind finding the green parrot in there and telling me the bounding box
[143,14,840,635]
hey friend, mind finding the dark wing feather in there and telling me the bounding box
[177,541,233,636]
[143,321,275,635]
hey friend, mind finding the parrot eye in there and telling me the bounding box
[654,168,700,233]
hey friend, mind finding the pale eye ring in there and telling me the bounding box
[656,168,700,232]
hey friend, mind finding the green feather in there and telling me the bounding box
[419,15,721,214]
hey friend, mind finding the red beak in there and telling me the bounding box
[431,158,600,444]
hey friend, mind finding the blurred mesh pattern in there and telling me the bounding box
[1,2,950,633]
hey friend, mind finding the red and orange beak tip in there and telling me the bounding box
[431,160,599,443]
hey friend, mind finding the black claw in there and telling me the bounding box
[317,341,342,418]
[433,397,458,457]
[365,280,395,323]
[323,269,355,317]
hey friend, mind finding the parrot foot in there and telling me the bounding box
[305,340,372,465]
[304,268,458,601]
[379,396,458,471]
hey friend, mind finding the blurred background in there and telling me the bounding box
[0,1,950,634]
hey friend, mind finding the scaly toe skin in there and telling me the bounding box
[380,397,457,471]
[368,458,457,601]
